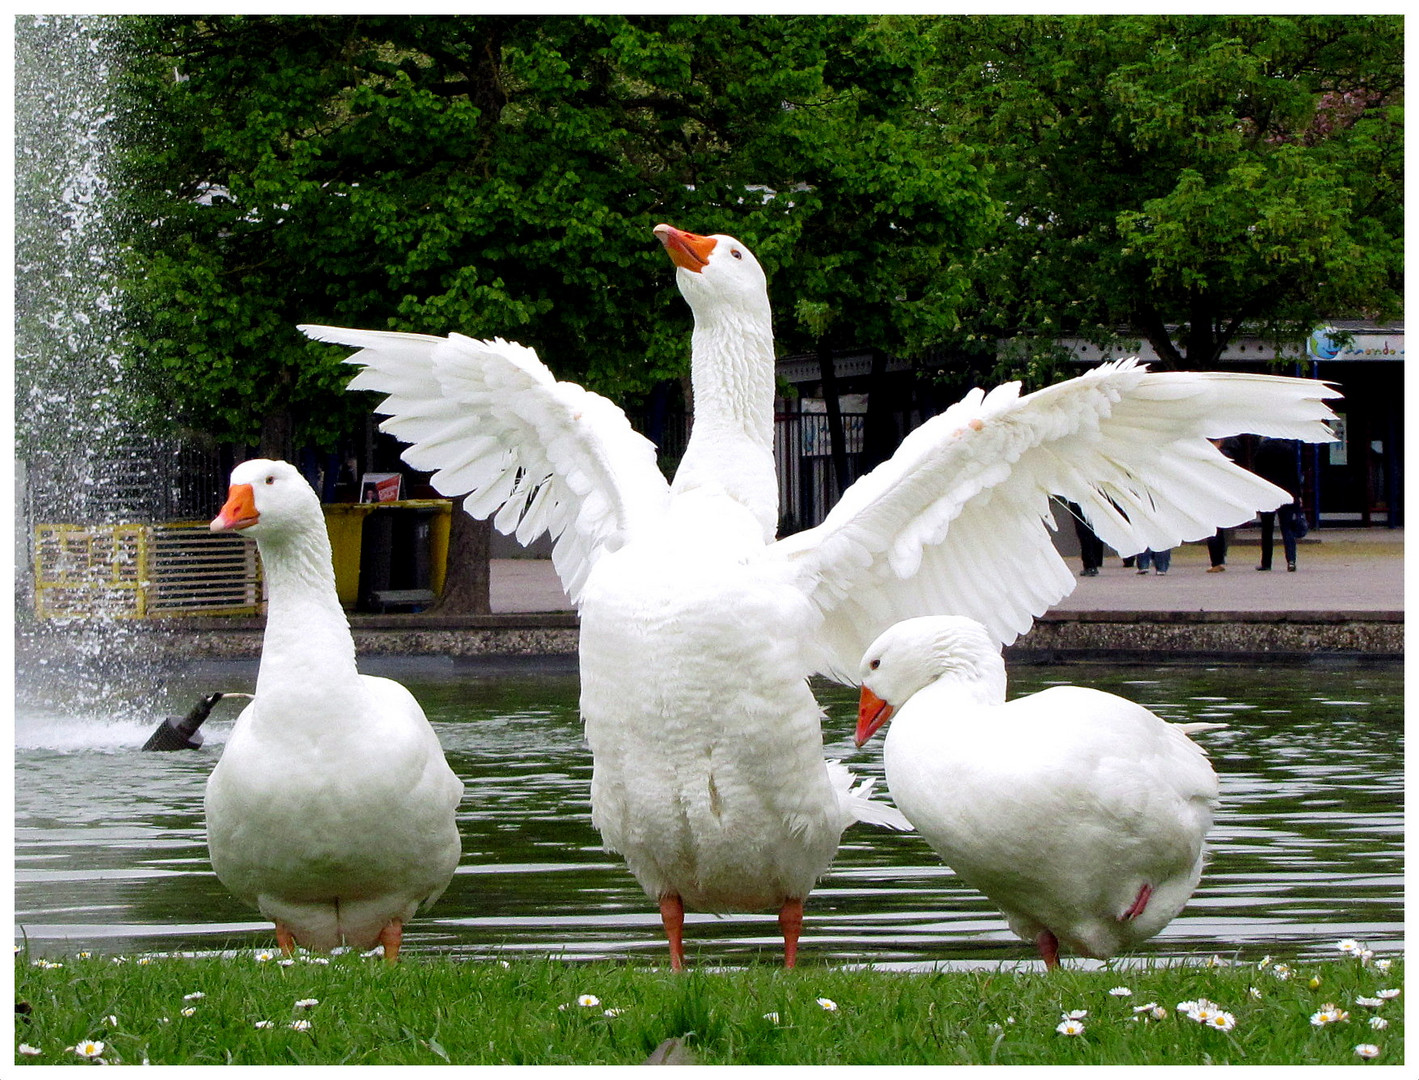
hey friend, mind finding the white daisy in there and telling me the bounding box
[1369,1017,1388,1030]
[817,997,839,1012]
[294,998,319,1009]
[180,1007,197,1018]
[1354,996,1384,1008]
[1337,938,1362,956]
[1310,1005,1349,1026]
[18,1044,42,1056]
[1062,1009,1088,1020]
[577,994,601,1008]
[103,1014,118,1027]
[1056,1018,1085,1036]
[1354,1044,1381,1060]
[1376,988,1401,1000]
[73,1041,106,1059]
[254,1020,274,1029]
[1374,958,1393,974]
[183,992,205,1001]
[763,1012,780,1024]
[290,1019,311,1032]
[1108,986,1132,997]
[1204,1011,1236,1033]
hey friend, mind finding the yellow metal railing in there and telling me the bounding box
[33,521,262,619]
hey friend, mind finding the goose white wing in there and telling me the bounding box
[300,325,670,604]
[777,359,1338,681]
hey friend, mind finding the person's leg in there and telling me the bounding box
[1257,511,1275,570]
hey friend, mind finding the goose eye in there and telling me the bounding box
[869,659,880,670]
[730,249,743,260]
[265,476,276,485]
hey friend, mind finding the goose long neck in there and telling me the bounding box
[688,308,776,448]
[253,524,359,695]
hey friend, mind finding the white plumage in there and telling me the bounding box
[205,459,463,960]
[856,615,1222,967]
[300,222,1333,967]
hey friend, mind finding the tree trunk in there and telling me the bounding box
[816,340,851,498]
[432,501,492,615]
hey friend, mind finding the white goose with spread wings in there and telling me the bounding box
[300,223,1336,968]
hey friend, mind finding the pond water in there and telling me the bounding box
[14,656,1403,970]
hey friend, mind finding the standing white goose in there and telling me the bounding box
[206,459,463,961]
[299,223,1334,968]
[856,615,1222,967]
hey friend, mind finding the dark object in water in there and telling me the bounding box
[141,692,248,752]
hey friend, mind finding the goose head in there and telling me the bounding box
[855,616,1008,746]
[653,223,771,325]
[210,458,323,541]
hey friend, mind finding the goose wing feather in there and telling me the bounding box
[777,360,1338,681]
[300,325,670,604]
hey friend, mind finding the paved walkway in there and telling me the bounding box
[490,527,1403,616]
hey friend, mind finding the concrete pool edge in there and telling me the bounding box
[16,608,1402,665]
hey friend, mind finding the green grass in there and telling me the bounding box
[13,947,1402,1066]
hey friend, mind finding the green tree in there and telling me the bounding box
[116,15,994,462]
[923,14,1403,380]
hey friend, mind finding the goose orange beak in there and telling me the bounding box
[211,483,259,532]
[856,687,894,747]
[653,223,717,273]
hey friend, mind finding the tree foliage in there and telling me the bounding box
[116,15,992,454]
[114,15,1401,455]
[922,14,1403,380]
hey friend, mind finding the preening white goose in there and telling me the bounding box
[206,459,463,961]
[856,615,1223,967]
[299,223,1334,968]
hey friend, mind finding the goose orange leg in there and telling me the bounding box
[275,921,296,956]
[1036,929,1061,970]
[659,894,686,972]
[779,898,804,969]
[377,918,403,964]
[1119,883,1153,921]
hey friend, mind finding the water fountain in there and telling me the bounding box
[14,14,179,738]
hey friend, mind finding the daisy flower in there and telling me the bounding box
[1376,988,1400,1000]
[1354,1044,1381,1060]
[254,1020,274,1029]
[103,1014,118,1027]
[1374,958,1393,974]
[254,951,275,962]
[1108,986,1132,997]
[180,1007,197,1017]
[277,958,296,967]
[1271,963,1293,980]
[1062,1009,1088,1020]
[1204,1012,1236,1033]
[78,951,92,960]
[307,956,330,965]
[183,991,205,1001]
[603,1008,623,1018]
[1369,1017,1388,1031]
[1337,938,1363,956]
[290,1019,312,1032]
[1310,1005,1349,1026]
[763,1012,780,1024]
[1354,996,1384,1009]
[1149,1006,1168,1021]
[73,1041,106,1059]
[294,998,319,1009]
[817,997,839,1011]
[18,1044,42,1056]
[1056,1018,1085,1036]
[1248,987,1262,1000]
[576,994,601,1008]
